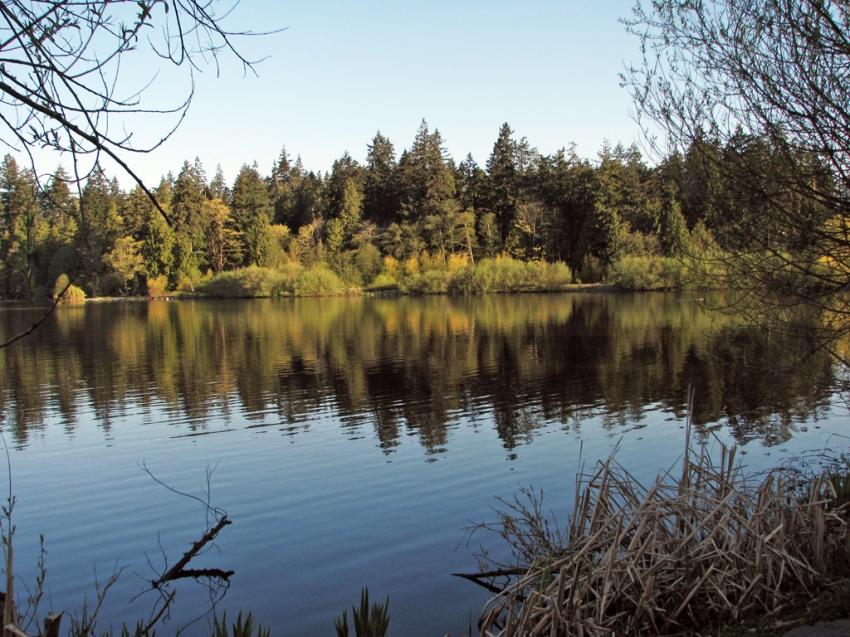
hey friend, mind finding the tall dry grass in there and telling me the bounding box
[470,427,850,636]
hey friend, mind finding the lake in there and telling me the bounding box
[0,293,847,636]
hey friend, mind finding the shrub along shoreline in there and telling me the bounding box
[40,252,720,304]
[35,246,726,303]
[142,254,699,299]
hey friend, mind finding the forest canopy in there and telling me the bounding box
[0,118,786,299]
[2,1,847,328]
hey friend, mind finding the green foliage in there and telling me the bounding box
[592,203,626,267]
[104,236,145,294]
[2,155,43,298]
[335,588,390,637]
[232,164,273,266]
[400,269,450,294]
[366,272,399,291]
[609,256,685,290]
[656,190,689,257]
[0,126,744,301]
[213,611,270,637]
[477,211,500,259]
[621,230,660,257]
[170,232,202,289]
[52,273,86,304]
[292,264,347,296]
[447,256,572,294]
[52,273,70,299]
[171,159,208,264]
[486,122,528,248]
[397,120,455,224]
[354,242,383,284]
[263,224,291,269]
[200,266,295,298]
[363,132,399,226]
[204,198,243,273]
[270,146,299,225]
[140,207,175,280]
[146,274,169,298]
[326,178,363,254]
[200,264,347,298]
[291,220,325,267]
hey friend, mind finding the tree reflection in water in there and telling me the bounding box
[0,293,837,450]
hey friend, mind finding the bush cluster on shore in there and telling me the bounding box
[377,255,574,295]
[196,255,575,298]
[199,264,350,297]
[608,255,685,290]
[194,250,734,298]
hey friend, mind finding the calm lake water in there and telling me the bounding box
[0,293,848,636]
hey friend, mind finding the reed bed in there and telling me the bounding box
[472,429,850,636]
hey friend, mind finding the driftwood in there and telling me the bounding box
[452,569,525,596]
[152,515,234,588]
[0,514,234,637]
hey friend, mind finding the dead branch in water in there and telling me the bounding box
[151,515,234,588]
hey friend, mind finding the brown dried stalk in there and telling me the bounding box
[468,426,850,636]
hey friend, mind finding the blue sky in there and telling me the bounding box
[114,1,644,186]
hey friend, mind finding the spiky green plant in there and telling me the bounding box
[334,588,389,637]
[213,611,270,637]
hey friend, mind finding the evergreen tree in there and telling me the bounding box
[325,177,363,255]
[486,123,521,249]
[656,185,688,257]
[231,163,273,266]
[325,152,363,220]
[270,146,301,225]
[38,167,78,286]
[140,207,175,280]
[103,236,144,294]
[139,178,175,280]
[535,148,597,270]
[397,120,456,224]
[363,132,399,226]
[79,166,122,291]
[612,143,652,233]
[171,159,208,276]
[0,155,42,297]
[592,203,626,268]
[121,186,152,238]
[209,164,230,203]
[456,153,485,212]
[477,212,500,259]
[680,134,722,229]
[291,170,324,231]
[203,198,243,272]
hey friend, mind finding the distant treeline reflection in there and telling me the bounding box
[0,294,837,449]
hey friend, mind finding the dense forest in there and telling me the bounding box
[0,121,825,300]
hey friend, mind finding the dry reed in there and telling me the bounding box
[470,428,850,636]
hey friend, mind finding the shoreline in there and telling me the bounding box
[0,283,669,306]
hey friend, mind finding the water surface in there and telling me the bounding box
[0,294,846,635]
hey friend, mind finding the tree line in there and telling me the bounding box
[0,120,828,299]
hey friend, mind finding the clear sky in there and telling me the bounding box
[110,0,644,186]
